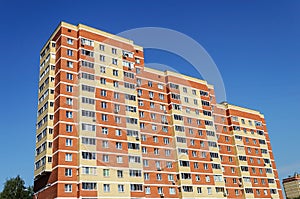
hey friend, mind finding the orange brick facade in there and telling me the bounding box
[34,22,283,199]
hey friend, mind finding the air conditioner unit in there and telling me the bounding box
[136,137,140,141]
[157,167,162,171]
[92,119,96,122]
[223,192,228,197]
[160,193,164,197]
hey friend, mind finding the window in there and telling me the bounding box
[116,156,123,163]
[102,141,108,148]
[113,81,119,87]
[66,125,72,132]
[184,97,189,103]
[98,66,106,74]
[100,55,105,61]
[66,85,73,92]
[194,99,198,105]
[143,159,149,167]
[67,38,73,45]
[82,182,97,190]
[100,78,106,84]
[66,98,73,105]
[66,73,73,80]
[116,142,122,149]
[158,84,163,89]
[102,114,108,121]
[102,127,108,134]
[164,138,170,144]
[67,61,73,68]
[82,137,96,145]
[82,167,97,175]
[201,100,210,106]
[114,92,119,99]
[66,139,72,146]
[200,90,208,96]
[99,44,105,51]
[157,187,163,194]
[231,167,235,173]
[145,186,151,194]
[65,153,72,161]
[112,58,118,65]
[81,49,94,57]
[130,184,143,192]
[169,187,176,195]
[82,152,96,160]
[81,38,94,46]
[65,184,72,192]
[67,49,73,56]
[117,170,123,178]
[112,48,117,54]
[82,85,95,92]
[159,93,164,100]
[113,69,118,76]
[235,189,239,196]
[103,169,110,177]
[118,184,124,192]
[103,184,110,192]
[81,61,94,69]
[65,168,72,177]
[183,186,193,192]
[102,155,109,162]
[197,187,202,194]
[204,163,208,170]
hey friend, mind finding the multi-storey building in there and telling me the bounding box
[34,21,283,199]
[283,173,300,199]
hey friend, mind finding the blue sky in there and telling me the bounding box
[0,0,299,189]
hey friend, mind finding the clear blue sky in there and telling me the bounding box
[0,0,299,189]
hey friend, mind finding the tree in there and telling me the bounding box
[0,175,33,199]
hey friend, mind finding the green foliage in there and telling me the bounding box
[0,175,33,199]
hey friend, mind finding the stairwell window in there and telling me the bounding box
[66,139,72,146]
[67,73,73,80]
[67,38,73,45]
[65,154,72,161]
[66,111,73,118]
[65,168,72,177]
[67,61,73,68]
[66,85,73,92]
[65,184,72,192]
[67,49,73,56]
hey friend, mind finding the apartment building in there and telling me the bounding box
[283,173,300,199]
[34,21,283,199]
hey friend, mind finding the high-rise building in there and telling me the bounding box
[34,22,283,199]
[283,173,300,199]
